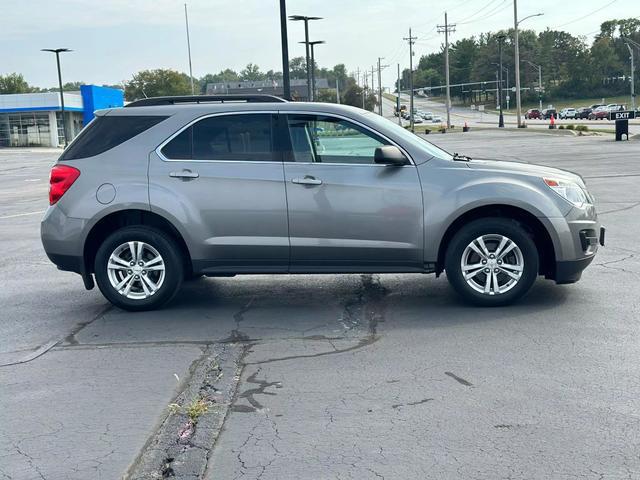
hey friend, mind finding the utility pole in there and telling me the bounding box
[497,34,505,127]
[336,77,340,104]
[362,71,368,109]
[377,57,387,116]
[371,65,376,107]
[626,43,636,110]
[184,4,195,94]
[513,0,523,127]
[279,0,291,100]
[438,13,455,129]
[397,63,402,125]
[525,60,542,111]
[403,28,417,132]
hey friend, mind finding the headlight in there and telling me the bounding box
[543,178,591,208]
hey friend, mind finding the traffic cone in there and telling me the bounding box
[463,120,470,132]
[549,114,556,129]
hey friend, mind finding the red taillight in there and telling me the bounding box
[49,165,80,205]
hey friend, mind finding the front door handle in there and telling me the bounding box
[169,170,199,179]
[292,176,322,186]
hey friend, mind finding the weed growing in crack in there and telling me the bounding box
[167,398,211,424]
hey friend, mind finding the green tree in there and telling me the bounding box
[124,69,191,101]
[240,63,265,81]
[289,57,307,79]
[0,73,33,94]
[342,83,376,111]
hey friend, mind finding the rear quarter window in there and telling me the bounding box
[62,115,168,160]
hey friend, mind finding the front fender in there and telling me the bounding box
[420,163,570,262]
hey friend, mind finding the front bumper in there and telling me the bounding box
[555,256,595,284]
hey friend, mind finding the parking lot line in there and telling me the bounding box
[0,210,45,220]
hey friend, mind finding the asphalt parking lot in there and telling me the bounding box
[1,130,639,479]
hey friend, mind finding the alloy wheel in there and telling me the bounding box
[460,234,524,295]
[107,241,166,299]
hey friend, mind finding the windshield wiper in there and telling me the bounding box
[453,152,472,162]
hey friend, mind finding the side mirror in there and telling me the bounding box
[374,145,408,166]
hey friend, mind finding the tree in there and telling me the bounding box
[240,63,265,81]
[199,69,240,93]
[0,73,33,94]
[289,57,307,79]
[342,83,376,111]
[124,69,191,101]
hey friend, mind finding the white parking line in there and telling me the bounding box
[0,210,45,220]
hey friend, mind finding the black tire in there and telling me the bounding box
[94,226,184,311]
[444,218,539,306]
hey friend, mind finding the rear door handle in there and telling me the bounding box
[292,176,322,186]
[169,170,199,179]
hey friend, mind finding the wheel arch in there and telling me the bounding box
[435,204,556,277]
[83,209,192,277]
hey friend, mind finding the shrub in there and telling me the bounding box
[558,125,564,129]
[575,125,588,131]
[566,124,575,130]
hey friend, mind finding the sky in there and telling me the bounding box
[2,0,639,91]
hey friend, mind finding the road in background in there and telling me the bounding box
[1,131,640,479]
[385,94,640,135]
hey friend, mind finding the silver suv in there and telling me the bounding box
[41,95,604,311]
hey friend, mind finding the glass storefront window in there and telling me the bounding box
[0,112,51,147]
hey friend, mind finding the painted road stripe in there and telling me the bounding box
[0,210,45,220]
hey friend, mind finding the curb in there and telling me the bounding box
[125,343,245,479]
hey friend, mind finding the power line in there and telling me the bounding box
[457,0,502,24]
[458,0,511,25]
[552,0,618,29]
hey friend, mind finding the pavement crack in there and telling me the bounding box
[391,398,434,409]
[247,275,388,366]
[235,369,282,412]
[444,371,473,387]
[221,297,256,343]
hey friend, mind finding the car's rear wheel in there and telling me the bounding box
[445,218,539,306]
[94,226,184,311]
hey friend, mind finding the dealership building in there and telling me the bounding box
[0,85,124,148]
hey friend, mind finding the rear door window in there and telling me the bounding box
[161,114,276,161]
[62,115,167,160]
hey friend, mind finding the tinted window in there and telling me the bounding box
[62,115,167,160]
[286,114,389,165]
[161,114,275,161]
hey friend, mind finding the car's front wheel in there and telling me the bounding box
[445,218,539,306]
[94,226,184,311]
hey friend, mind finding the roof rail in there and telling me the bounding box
[125,94,287,108]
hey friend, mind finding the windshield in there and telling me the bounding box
[360,110,454,161]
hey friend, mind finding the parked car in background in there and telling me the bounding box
[589,106,609,120]
[431,115,443,123]
[541,108,557,120]
[559,108,577,119]
[421,111,434,120]
[576,107,592,119]
[524,109,541,119]
[41,94,603,310]
[606,104,625,112]
[412,115,423,124]
[589,104,605,110]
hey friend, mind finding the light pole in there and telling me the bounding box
[279,0,291,100]
[299,40,325,101]
[525,60,543,110]
[184,4,195,94]
[289,15,322,101]
[42,48,71,147]
[513,2,543,127]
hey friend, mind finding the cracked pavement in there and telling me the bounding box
[1,132,639,479]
